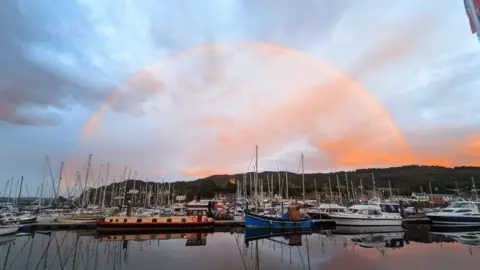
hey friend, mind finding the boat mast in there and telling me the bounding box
[301,153,305,202]
[17,176,23,208]
[344,173,350,202]
[359,178,364,197]
[351,180,356,202]
[314,178,317,202]
[102,163,110,207]
[122,169,130,205]
[328,176,333,203]
[388,180,393,199]
[277,169,281,200]
[472,177,477,201]
[40,156,48,207]
[285,170,289,200]
[132,170,138,205]
[336,174,342,204]
[83,154,92,209]
[254,145,258,212]
[55,162,64,203]
[371,173,377,198]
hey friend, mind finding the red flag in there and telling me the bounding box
[465,0,480,34]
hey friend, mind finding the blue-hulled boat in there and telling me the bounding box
[245,210,314,228]
[426,201,480,226]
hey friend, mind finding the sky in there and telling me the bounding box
[1,0,479,196]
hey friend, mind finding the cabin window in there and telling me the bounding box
[109,219,113,222]
[115,219,119,222]
[124,219,128,222]
[456,209,472,213]
[137,219,142,223]
[368,210,380,215]
[167,218,172,222]
[181,218,186,222]
[381,204,400,213]
[152,218,157,222]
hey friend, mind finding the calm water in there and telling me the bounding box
[1,226,479,270]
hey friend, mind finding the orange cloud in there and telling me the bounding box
[74,14,478,180]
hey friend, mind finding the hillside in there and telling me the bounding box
[80,165,480,203]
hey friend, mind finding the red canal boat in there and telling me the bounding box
[96,215,215,232]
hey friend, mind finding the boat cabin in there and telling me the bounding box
[319,204,346,213]
[0,213,18,225]
[346,205,383,216]
[103,215,209,224]
[440,201,480,214]
[379,203,401,214]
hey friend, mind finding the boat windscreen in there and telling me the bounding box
[380,204,400,213]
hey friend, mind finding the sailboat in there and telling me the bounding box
[245,148,313,228]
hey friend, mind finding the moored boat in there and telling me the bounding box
[0,224,19,236]
[245,205,313,228]
[96,215,215,232]
[329,198,403,226]
[17,214,37,224]
[426,201,480,226]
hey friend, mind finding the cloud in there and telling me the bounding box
[0,0,167,126]
[238,0,351,48]
[0,1,107,125]
[3,0,479,188]
[73,1,480,181]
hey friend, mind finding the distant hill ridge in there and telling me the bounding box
[80,165,480,201]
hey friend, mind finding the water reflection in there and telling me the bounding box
[330,226,406,256]
[1,226,480,270]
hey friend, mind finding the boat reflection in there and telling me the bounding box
[96,231,210,246]
[330,225,406,255]
[239,227,315,269]
[0,234,16,246]
[244,227,312,245]
[430,226,480,247]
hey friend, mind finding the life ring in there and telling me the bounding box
[191,216,197,222]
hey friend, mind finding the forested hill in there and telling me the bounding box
[85,165,480,201]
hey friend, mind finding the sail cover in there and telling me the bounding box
[465,0,480,41]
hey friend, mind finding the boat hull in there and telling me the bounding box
[0,225,19,236]
[96,215,215,232]
[19,216,37,224]
[330,216,402,226]
[245,212,313,228]
[426,214,480,226]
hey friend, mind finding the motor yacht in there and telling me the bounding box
[426,201,480,226]
[329,197,403,226]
